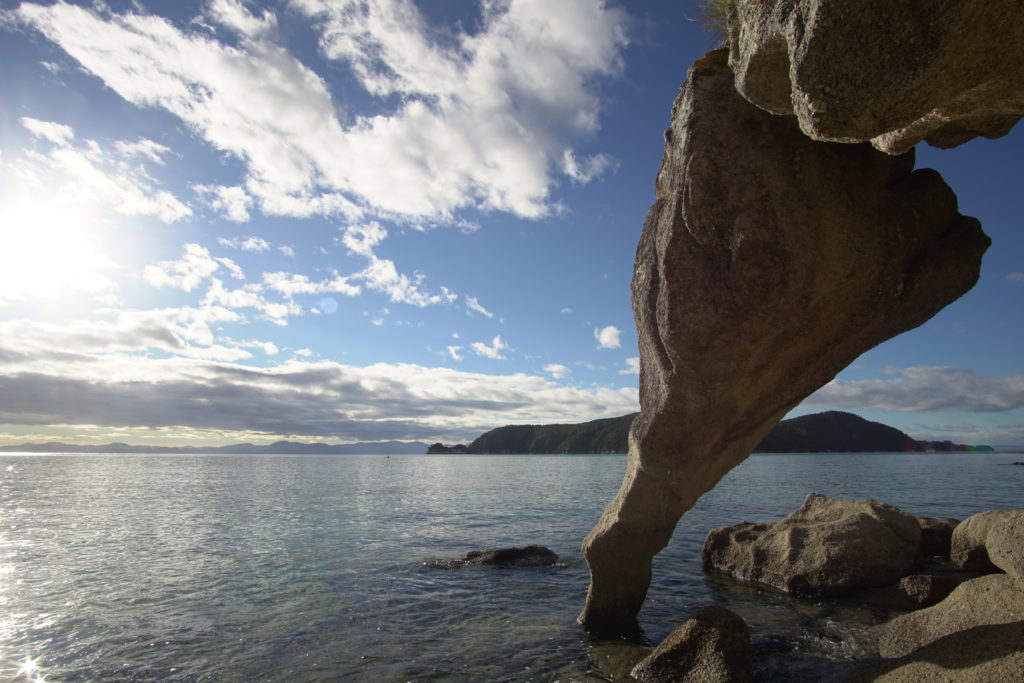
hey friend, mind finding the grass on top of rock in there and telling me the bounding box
[701,0,736,41]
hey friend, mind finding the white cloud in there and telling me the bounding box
[262,271,361,298]
[465,296,494,318]
[594,325,621,349]
[471,335,510,360]
[803,366,1024,413]
[207,0,276,38]
[560,307,573,314]
[215,257,246,280]
[341,222,387,258]
[336,221,455,307]
[20,116,74,145]
[446,345,463,361]
[115,138,172,164]
[562,148,616,184]
[278,245,296,258]
[12,116,191,223]
[0,327,640,441]
[1008,272,1024,283]
[619,357,640,375]
[354,257,456,307]
[144,244,226,292]
[199,186,255,222]
[17,0,627,222]
[218,235,270,252]
[544,363,571,379]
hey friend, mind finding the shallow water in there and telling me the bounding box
[0,452,1019,681]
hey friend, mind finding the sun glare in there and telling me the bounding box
[0,201,113,303]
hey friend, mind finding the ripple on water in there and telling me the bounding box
[0,452,1019,681]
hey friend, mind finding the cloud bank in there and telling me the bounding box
[0,318,639,443]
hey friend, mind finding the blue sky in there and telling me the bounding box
[0,0,1020,448]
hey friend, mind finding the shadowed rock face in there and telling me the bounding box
[727,0,1024,154]
[578,49,989,637]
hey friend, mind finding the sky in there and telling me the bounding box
[0,0,1021,449]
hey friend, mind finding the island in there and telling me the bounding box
[427,411,994,455]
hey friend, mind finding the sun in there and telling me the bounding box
[0,201,114,303]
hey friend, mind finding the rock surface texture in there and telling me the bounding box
[873,573,1024,658]
[630,606,752,683]
[854,574,958,612]
[578,48,989,636]
[950,509,1024,572]
[727,0,1024,154]
[701,494,921,596]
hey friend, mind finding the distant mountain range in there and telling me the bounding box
[1,411,996,456]
[427,411,995,454]
[0,440,429,455]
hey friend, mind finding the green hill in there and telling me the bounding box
[466,413,637,454]
[433,411,993,454]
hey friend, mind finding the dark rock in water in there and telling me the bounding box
[854,574,958,612]
[427,545,559,569]
[631,606,752,683]
[915,516,959,558]
[701,494,921,596]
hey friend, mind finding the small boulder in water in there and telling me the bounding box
[428,545,559,569]
[631,606,752,683]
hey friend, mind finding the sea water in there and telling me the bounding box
[0,452,1019,681]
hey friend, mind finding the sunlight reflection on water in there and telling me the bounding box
[0,452,1019,680]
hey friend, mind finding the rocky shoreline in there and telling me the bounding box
[625,495,1023,681]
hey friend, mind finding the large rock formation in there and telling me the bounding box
[630,606,752,683]
[578,49,989,636]
[701,494,921,596]
[726,0,1024,154]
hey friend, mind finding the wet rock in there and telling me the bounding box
[915,516,959,558]
[854,575,958,612]
[726,0,1024,153]
[873,573,1024,658]
[428,545,559,569]
[631,606,752,683]
[950,509,1024,573]
[578,48,988,636]
[701,494,921,596]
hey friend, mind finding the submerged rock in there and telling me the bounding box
[427,545,559,569]
[726,0,1024,153]
[631,606,752,683]
[579,47,988,636]
[701,494,921,596]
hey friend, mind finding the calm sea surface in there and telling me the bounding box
[0,452,1020,681]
